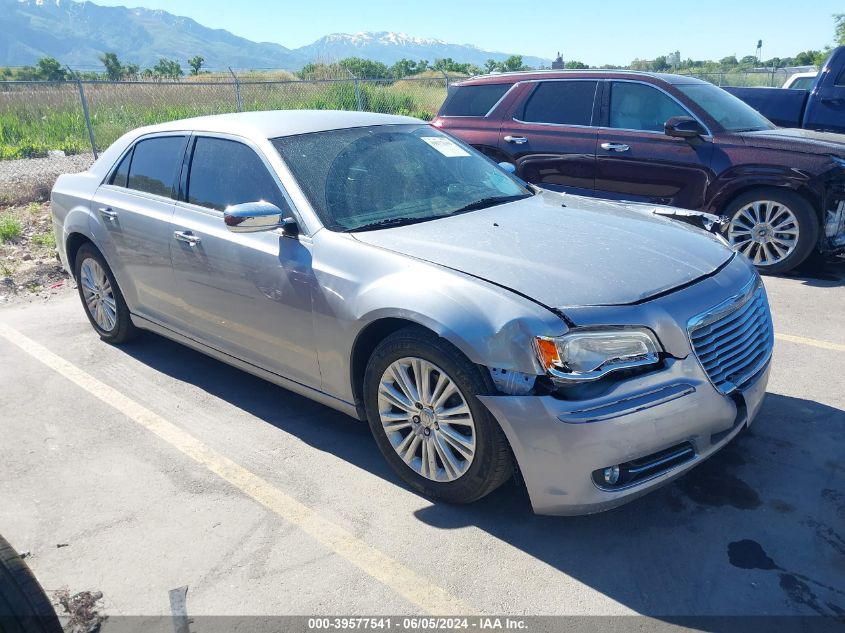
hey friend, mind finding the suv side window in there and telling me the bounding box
[126,136,186,198]
[609,82,689,132]
[186,137,286,212]
[835,66,845,87]
[439,84,512,117]
[521,81,598,126]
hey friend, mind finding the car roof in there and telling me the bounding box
[457,70,711,86]
[137,110,423,139]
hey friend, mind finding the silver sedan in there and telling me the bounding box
[51,111,773,515]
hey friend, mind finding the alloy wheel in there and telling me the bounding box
[79,258,117,332]
[377,357,476,482]
[727,200,799,267]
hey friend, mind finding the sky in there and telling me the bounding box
[91,0,842,65]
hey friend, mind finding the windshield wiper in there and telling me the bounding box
[450,194,531,215]
[345,216,434,232]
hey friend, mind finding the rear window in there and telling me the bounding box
[521,81,598,126]
[439,83,511,117]
[126,136,186,198]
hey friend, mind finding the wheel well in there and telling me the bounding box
[65,232,93,272]
[349,318,434,416]
[719,184,822,221]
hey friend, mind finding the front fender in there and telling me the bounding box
[310,232,566,403]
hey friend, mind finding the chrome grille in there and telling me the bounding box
[688,278,773,394]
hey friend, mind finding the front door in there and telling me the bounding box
[169,135,321,389]
[497,80,599,196]
[594,81,713,209]
[91,134,187,325]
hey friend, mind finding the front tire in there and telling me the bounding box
[363,327,513,504]
[723,188,819,274]
[0,534,63,633]
[74,243,138,343]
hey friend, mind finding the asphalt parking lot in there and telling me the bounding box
[0,260,843,625]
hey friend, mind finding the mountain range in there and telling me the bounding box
[1,0,551,70]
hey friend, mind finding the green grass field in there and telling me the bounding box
[0,78,449,160]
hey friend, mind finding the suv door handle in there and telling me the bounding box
[174,230,202,245]
[504,136,528,144]
[98,207,118,221]
[601,142,630,152]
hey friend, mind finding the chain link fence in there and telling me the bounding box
[0,73,453,203]
[675,67,798,87]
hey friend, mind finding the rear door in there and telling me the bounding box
[92,134,187,325]
[497,79,599,195]
[169,134,321,388]
[594,81,714,209]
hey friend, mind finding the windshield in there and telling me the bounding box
[272,124,531,232]
[676,83,776,133]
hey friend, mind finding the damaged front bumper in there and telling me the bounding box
[478,254,772,515]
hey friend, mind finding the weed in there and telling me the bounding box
[0,215,22,242]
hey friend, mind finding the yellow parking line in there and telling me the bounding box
[775,333,845,353]
[0,321,473,616]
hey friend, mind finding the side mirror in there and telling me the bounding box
[665,116,705,139]
[224,201,297,236]
[498,161,517,174]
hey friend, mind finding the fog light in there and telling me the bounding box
[603,465,621,485]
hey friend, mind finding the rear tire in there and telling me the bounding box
[0,534,62,633]
[363,326,513,504]
[74,243,139,343]
[723,188,819,274]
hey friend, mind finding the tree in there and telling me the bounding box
[188,55,204,76]
[651,56,670,71]
[339,57,389,78]
[719,55,739,67]
[389,58,417,78]
[564,60,588,69]
[484,59,498,73]
[835,14,845,46]
[740,55,758,65]
[500,55,529,71]
[793,50,820,66]
[151,58,183,79]
[36,57,67,80]
[123,63,139,79]
[99,52,124,80]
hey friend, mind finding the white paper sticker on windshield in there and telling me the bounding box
[420,136,470,157]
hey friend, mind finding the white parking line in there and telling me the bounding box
[775,333,845,353]
[0,321,474,616]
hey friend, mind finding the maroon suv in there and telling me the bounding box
[433,71,845,273]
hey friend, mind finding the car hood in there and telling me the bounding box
[741,128,845,157]
[351,191,735,308]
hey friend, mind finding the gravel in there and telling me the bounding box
[0,153,96,205]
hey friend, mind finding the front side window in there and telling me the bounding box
[126,136,186,198]
[609,82,689,132]
[521,81,597,126]
[676,83,775,132]
[187,137,285,212]
[439,84,512,117]
[273,125,530,232]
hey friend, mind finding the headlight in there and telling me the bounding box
[535,327,662,383]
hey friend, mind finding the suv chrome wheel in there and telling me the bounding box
[377,357,476,482]
[727,200,799,267]
[80,258,117,332]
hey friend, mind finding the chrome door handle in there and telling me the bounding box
[174,230,201,245]
[601,142,630,152]
[504,135,528,144]
[98,207,118,221]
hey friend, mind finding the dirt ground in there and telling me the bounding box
[0,201,73,305]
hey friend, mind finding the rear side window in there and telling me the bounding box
[126,136,185,198]
[186,137,285,212]
[521,81,597,126]
[439,83,511,117]
[609,82,688,132]
[109,150,132,187]
[835,67,845,87]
